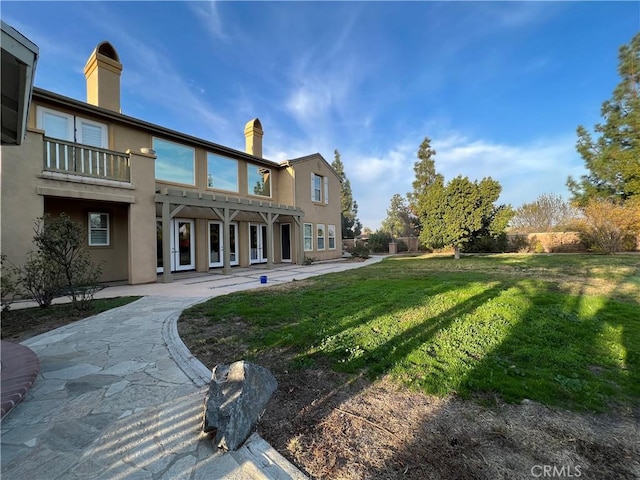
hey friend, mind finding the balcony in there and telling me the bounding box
[43,137,130,182]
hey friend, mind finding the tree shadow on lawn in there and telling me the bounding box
[257,255,639,479]
[346,256,638,479]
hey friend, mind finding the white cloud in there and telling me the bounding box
[189,1,228,42]
[346,132,586,231]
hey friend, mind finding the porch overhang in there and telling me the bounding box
[155,188,305,282]
[1,21,39,146]
[155,188,304,217]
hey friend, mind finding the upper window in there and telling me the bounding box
[311,173,329,204]
[248,164,271,197]
[328,224,336,250]
[37,107,107,148]
[312,174,322,202]
[154,138,195,185]
[207,153,238,192]
[88,212,109,246]
[317,224,326,250]
[304,223,313,251]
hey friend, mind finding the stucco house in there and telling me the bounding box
[1,40,343,284]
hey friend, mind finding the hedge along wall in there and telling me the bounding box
[508,232,640,253]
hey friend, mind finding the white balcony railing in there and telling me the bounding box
[43,137,130,182]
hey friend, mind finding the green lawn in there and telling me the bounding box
[181,254,639,412]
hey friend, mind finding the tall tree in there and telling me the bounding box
[408,137,442,210]
[332,149,362,238]
[510,193,579,233]
[567,33,640,205]
[381,194,419,238]
[417,174,509,259]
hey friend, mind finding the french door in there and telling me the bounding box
[249,223,268,264]
[281,223,292,262]
[156,218,195,273]
[208,221,239,268]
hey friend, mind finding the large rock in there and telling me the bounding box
[203,361,277,451]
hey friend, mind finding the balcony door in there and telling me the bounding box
[209,221,239,268]
[156,218,195,273]
[250,223,268,264]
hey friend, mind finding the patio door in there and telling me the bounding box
[281,223,292,262]
[209,221,239,268]
[250,223,268,264]
[156,218,195,272]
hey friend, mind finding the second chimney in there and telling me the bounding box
[244,118,263,158]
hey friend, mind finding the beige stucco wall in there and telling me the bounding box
[44,197,129,282]
[292,156,343,261]
[0,129,46,271]
[127,150,158,284]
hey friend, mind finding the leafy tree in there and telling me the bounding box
[381,194,419,238]
[578,198,640,253]
[568,33,640,205]
[32,213,103,310]
[331,149,362,238]
[510,193,579,233]
[417,174,511,259]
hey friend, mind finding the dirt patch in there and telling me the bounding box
[179,318,640,480]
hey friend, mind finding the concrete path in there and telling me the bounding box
[1,257,384,479]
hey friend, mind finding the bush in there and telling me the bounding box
[578,199,640,254]
[348,243,370,259]
[367,232,392,253]
[396,239,409,253]
[18,250,65,308]
[33,213,104,310]
[1,254,20,311]
[303,256,317,265]
[8,214,104,310]
[462,233,509,253]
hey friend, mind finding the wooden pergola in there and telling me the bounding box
[155,188,305,283]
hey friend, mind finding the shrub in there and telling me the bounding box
[348,243,370,259]
[396,239,409,253]
[367,232,392,253]
[19,250,64,308]
[578,199,640,254]
[32,213,104,310]
[303,256,317,265]
[463,233,509,253]
[1,254,19,311]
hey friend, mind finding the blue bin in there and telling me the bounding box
[260,275,267,284]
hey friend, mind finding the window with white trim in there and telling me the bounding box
[37,107,108,148]
[311,173,329,204]
[317,224,325,250]
[304,223,313,251]
[89,213,110,246]
[328,224,336,250]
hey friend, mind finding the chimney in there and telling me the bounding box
[244,118,263,158]
[84,41,122,112]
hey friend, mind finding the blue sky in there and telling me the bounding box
[3,1,638,229]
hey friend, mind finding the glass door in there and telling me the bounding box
[250,223,268,264]
[209,221,223,268]
[229,223,239,265]
[281,223,292,262]
[209,221,239,268]
[174,219,195,271]
[157,219,195,272]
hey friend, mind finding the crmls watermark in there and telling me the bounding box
[531,465,582,478]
